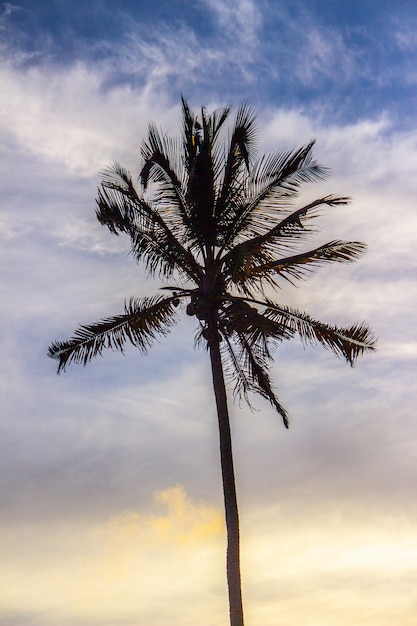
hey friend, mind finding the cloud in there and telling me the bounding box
[2,487,416,626]
[107,485,223,547]
[295,23,358,85]
[1,487,227,626]
[0,59,177,176]
[1,2,19,18]
[106,4,264,93]
[2,0,412,124]
[394,18,417,51]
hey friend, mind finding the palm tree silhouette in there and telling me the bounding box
[48,98,376,626]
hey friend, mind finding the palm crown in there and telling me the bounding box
[49,98,375,426]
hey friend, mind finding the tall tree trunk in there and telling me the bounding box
[208,334,244,626]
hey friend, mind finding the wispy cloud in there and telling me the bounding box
[1,2,19,18]
[204,0,262,49]
[394,19,417,51]
[294,24,358,84]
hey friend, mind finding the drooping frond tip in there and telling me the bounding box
[262,301,377,366]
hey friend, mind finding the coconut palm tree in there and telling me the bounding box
[48,98,376,626]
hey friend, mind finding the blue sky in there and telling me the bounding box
[1,1,417,625]
[3,0,417,126]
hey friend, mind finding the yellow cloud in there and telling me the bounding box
[98,485,225,589]
[1,486,227,625]
[108,485,224,548]
[2,491,417,625]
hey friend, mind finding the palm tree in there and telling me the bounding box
[48,98,376,626]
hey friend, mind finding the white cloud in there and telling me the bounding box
[0,59,177,176]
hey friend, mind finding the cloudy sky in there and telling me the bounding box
[1,1,416,624]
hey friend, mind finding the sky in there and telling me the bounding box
[1,1,417,624]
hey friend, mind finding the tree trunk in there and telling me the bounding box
[208,334,244,626]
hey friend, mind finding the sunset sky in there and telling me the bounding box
[1,1,417,625]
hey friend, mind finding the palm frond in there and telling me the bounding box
[181,96,199,171]
[218,298,292,426]
[274,195,351,235]
[138,124,194,240]
[221,195,352,284]
[48,295,180,373]
[100,161,134,191]
[235,240,367,286]
[249,142,326,192]
[241,338,289,427]
[222,333,289,427]
[209,105,232,143]
[219,141,328,249]
[232,102,258,169]
[96,185,135,236]
[97,165,202,282]
[262,302,377,365]
[214,103,257,223]
[98,163,157,232]
[140,123,183,190]
[244,194,350,248]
